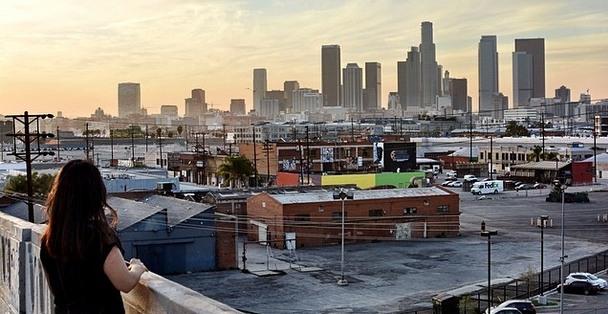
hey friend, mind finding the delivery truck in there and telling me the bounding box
[470,180,504,195]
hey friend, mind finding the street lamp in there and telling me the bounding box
[554,180,567,314]
[481,224,498,311]
[333,188,354,286]
[538,215,549,297]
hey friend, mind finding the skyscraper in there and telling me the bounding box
[398,47,422,110]
[420,21,439,107]
[191,89,207,112]
[364,62,381,111]
[185,89,205,117]
[555,85,571,118]
[478,35,499,116]
[450,78,468,112]
[343,63,363,112]
[118,83,141,118]
[321,45,341,107]
[512,51,533,108]
[283,80,299,113]
[253,68,267,115]
[514,38,545,104]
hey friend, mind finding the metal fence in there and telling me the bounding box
[465,249,608,313]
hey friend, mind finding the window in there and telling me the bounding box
[404,207,417,214]
[369,209,383,217]
[294,214,310,221]
[436,205,449,213]
[332,212,346,220]
[480,152,484,159]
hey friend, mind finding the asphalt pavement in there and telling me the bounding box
[168,181,608,314]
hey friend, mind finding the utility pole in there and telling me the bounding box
[263,140,271,186]
[7,111,54,222]
[85,123,90,161]
[305,125,310,184]
[252,124,258,187]
[145,124,149,152]
[56,126,60,161]
[130,124,135,165]
[110,128,114,162]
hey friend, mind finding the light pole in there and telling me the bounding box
[333,188,354,286]
[554,180,567,314]
[538,215,549,296]
[481,224,498,311]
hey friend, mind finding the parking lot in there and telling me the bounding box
[169,181,608,313]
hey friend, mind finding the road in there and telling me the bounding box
[168,183,608,313]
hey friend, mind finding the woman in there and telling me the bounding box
[40,159,147,313]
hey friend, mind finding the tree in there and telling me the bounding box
[3,172,56,197]
[528,145,543,162]
[218,155,254,188]
[504,121,529,137]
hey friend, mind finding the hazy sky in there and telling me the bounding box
[1,0,607,118]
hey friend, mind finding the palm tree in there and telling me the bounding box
[3,173,56,197]
[218,155,254,188]
[528,145,543,162]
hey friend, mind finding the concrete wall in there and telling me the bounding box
[0,211,242,314]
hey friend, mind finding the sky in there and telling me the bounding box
[1,0,607,118]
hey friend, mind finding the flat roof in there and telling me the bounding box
[268,187,452,205]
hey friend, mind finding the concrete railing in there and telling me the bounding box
[0,211,242,314]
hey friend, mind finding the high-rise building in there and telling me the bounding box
[230,99,246,115]
[478,35,499,117]
[191,89,207,113]
[555,85,571,118]
[283,81,299,113]
[514,38,545,106]
[160,105,178,116]
[118,83,141,118]
[343,63,363,112]
[321,45,341,107]
[387,92,400,110]
[512,51,534,108]
[399,47,422,110]
[292,88,323,113]
[491,93,508,120]
[264,90,285,117]
[450,78,468,112]
[420,21,439,107]
[185,89,205,117]
[253,69,267,115]
[364,62,381,111]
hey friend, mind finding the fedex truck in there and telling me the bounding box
[470,180,504,195]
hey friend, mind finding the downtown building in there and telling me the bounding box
[513,38,545,108]
[478,35,499,119]
[118,82,141,118]
[364,62,381,112]
[185,89,206,118]
[253,68,267,115]
[343,63,363,112]
[321,44,342,107]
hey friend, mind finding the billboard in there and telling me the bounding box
[382,142,416,172]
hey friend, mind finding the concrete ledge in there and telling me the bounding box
[123,272,243,314]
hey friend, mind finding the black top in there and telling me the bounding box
[40,227,125,314]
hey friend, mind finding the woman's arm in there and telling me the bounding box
[104,246,148,293]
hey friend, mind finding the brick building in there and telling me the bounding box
[246,187,460,248]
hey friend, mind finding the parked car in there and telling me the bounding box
[449,181,463,188]
[463,174,477,182]
[441,181,453,186]
[562,280,600,295]
[488,308,522,314]
[566,272,607,290]
[515,184,534,191]
[533,183,547,189]
[489,300,536,314]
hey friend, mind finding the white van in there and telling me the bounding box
[470,180,504,195]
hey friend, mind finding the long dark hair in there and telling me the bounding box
[41,159,118,261]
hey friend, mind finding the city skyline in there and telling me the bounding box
[1,0,607,118]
